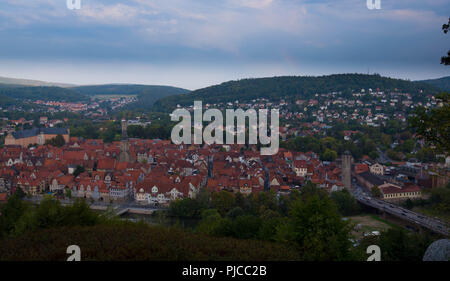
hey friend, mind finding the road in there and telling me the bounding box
[352,180,449,237]
[376,147,392,164]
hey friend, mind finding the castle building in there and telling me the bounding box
[4,128,70,148]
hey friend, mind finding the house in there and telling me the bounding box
[370,163,384,175]
[293,160,308,177]
[50,175,73,192]
[355,163,369,174]
[378,183,422,200]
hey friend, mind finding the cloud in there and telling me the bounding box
[77,3,147,25]
[231,0,274,9]
[0,0,448,88]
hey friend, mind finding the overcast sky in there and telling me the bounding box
[0,0,449,89]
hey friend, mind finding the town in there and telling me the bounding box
[1,114,448,209]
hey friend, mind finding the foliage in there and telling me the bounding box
[330,189,362,216]
[371,186,382,198]
[420,76,450,92]
[211,191,236,216]
[154,74,439,111]
[386,149,403,161]
[409,93,449,153]
[277,193,353,261]
[321,148,338,162]
[0,93,17,107]
[0,223,300,261]
[428,185,450,214]
[0,196,100,238]
[168,198,207,219]
[281,134,381,161]
[357,228,434,261]
[0,194,29,238]
[401,185,450,218]
[0,86,87,103]
[441,18,450,65]
[72,84,189,110]
[45,134,66,147]
[127,122,173,140]
[73,165,85,177]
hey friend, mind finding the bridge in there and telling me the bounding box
[109,204,159,216]
[352,185,449,237]
[115,207,130,216]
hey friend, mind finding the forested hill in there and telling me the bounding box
[153,74,440,111]
[0,76,75,87]
[418,76,450,92]
[71,84,190,109]
[72,84,189,96]
[0,83,190,108]
[0,86,88,103]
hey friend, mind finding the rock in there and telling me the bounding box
[423,239,450,261]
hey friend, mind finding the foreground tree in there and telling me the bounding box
[409,93,449,153]
[277,192,353,261]
[441,18,450,65]
[330,189,362,216]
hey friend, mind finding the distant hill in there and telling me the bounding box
[418,76,450,92]
[0,77,82,107]
[0,76,75,88]
[0,93,16,107]
[72,84,190,109]
[0,86,88,104]
[154,73,440,111]
[0,80,189,109]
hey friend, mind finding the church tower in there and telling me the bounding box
[118,119,131,163]
[342,150,353,191]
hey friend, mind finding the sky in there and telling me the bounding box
[0,0,449,90]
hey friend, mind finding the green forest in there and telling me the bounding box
[154,74,440,111]
[72,84,190,110]
[0,86,89,103]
